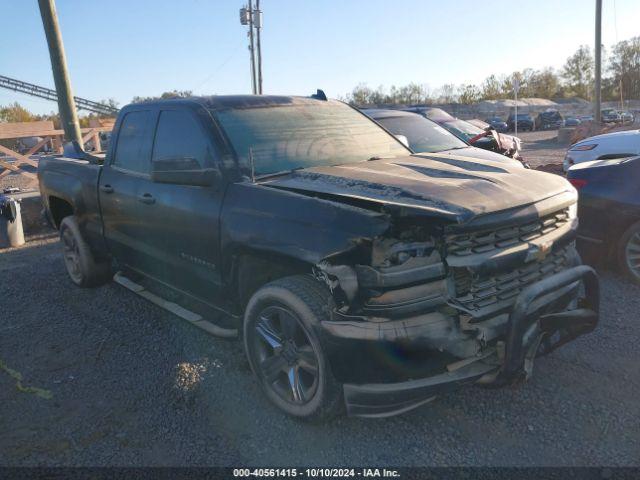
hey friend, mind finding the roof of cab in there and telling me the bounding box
[126,95,334,112]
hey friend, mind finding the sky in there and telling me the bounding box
[1,0,638,115]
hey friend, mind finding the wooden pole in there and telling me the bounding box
[37,0,84,148]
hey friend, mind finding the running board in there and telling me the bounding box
[113,272,238,339]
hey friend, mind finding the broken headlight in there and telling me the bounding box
[371,237,436,267]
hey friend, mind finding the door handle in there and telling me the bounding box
[138,193,155,205]
[100,184,114,194]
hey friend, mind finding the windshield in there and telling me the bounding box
[214,101,409,176]
[541,111,562,120]
[375,115,467,153]
[442,119,482,141]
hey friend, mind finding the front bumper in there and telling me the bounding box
[335,265,599,417]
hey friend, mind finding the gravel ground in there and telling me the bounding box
[0,161,39,193]
[1,232,639,467]
[514,130,568,171]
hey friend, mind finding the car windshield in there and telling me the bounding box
[374,115,468,153]
[214,101,409,176]
[541,111,562,119]
[442,119,482,140]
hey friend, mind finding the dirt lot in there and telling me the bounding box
[1,134,639,467]
[517,130,569,170]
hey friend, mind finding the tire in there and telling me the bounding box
[243,274,343,421]
[618,221,640,284]
[59,216,111,287]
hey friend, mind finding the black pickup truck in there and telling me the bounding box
[38,95,599,419]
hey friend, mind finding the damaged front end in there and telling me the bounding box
[314,197,599,418]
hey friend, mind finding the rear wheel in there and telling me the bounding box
[243,275,342,421]
[618,221,640,284]
[60,216,111,287]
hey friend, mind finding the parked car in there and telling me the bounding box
[567,156,640,283]
[484,117,509,132]
[38,94,599,420]
[535,110,564,130]
[363,109,522,167]
[579,115,594,123]
[601,108,622,124]
[620,111,635,124]
[408,107,523,161]
[506,113,535,132]
[563,129,640,172]
[564,116,581,127]
[466,119,490,130]
[409,108,484,141]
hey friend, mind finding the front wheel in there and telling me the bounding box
[243,275,343,421]
[618,221,640,284]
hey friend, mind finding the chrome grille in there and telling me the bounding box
[447,208,570,257]
[453,247,570,312]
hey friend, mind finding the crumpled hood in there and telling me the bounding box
[260,153,574,224]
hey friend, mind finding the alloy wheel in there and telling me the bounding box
[625,232,640,280]
[252,305,319,405]
[62,227,82,283]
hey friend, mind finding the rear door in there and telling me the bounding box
[99,108,157,270]
[133,106,226,304]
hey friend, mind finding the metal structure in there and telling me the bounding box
[240,2,263,94]
[0,75,118,116]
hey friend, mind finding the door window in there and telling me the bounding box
[112,110,154,174]
[152,110,214,168]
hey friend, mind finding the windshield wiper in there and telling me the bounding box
[367,155,397,161]
[254,166,304,181]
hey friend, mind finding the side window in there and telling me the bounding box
[112,111,154,174]
[152,110,214,168]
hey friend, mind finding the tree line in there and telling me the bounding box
[1,37,638,124]
[345,36,640,106]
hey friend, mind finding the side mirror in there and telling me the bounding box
[151,157,220,186]
[394,134,410,148]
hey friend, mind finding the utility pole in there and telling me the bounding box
[255,0,263,94]
[240,1,263,94]
[594,0,602,125]
[247,0,258,94]
[38,0,83,148]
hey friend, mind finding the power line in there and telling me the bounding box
[192,43,245,93]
